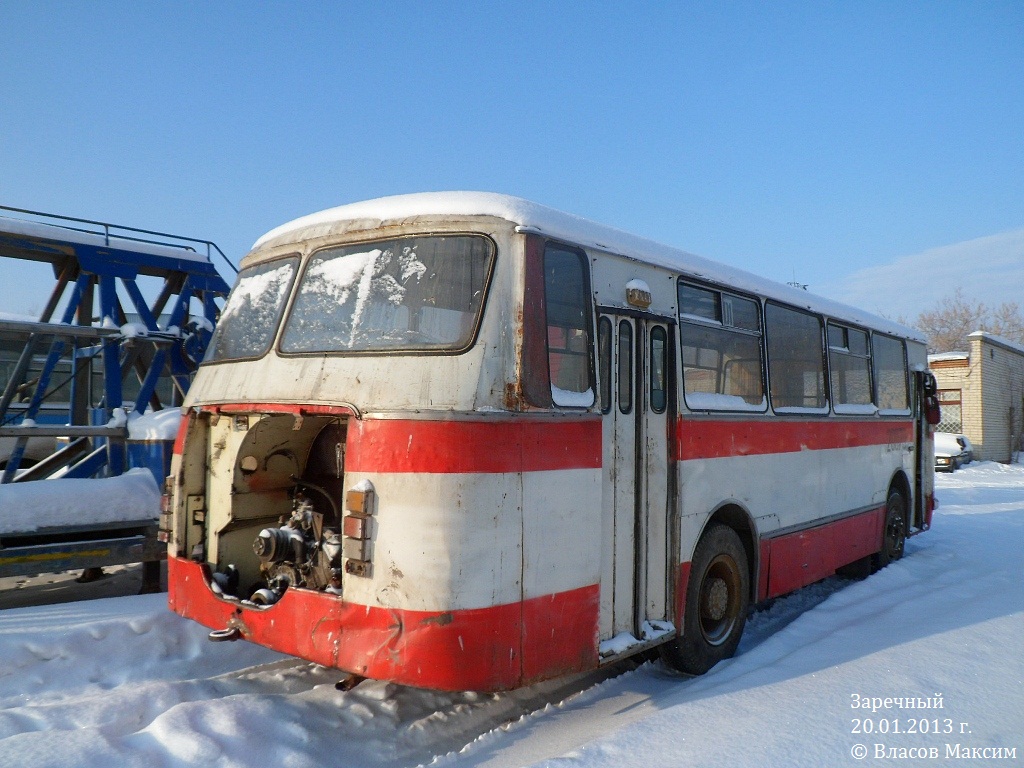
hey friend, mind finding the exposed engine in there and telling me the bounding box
[225,481,344,606]
[202,418,350,607]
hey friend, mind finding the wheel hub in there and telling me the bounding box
[703,577,729,621]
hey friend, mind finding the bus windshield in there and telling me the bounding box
[279,235,494,354]
[206,257,298,362]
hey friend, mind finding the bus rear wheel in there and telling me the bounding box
[661,524,749,675]
[873,490,906,571]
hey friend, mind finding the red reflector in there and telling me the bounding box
[343,515,368,539]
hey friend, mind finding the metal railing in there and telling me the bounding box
[0,203,237,274]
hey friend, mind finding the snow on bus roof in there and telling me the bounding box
[0,215,212,263]
[253,191,924,342]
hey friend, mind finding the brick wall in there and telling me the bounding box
[930,353,980,452]
[932,335,1024,462]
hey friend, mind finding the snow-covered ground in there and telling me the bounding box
[0,462,1021,767]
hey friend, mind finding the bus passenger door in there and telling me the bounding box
[598,313,671,645]
[912,370,938,533]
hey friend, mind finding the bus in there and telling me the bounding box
[162,193,938,692]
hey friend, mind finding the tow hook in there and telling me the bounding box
[335,674,366,691]
[208,627,242,642]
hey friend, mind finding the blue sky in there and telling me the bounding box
[1,2,1022,319]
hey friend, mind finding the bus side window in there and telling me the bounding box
[827,323,873,409]
[873,333,909,412]
[650,326,667,413]
[617,320,633,414]
[765,302,827,411]
[678,282,764,411]
[543,245,595,408]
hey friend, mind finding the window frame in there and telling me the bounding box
[826,321,876,414]
[764,300,829,415]
[541,241,596,410]
[678,280,767,413]
[650,325,668,414]
[872,332,911,414]
[617,319,633,415]
[203,254,300,365]
[276,233,497,358]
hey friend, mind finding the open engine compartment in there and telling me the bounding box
[180,410,351,606]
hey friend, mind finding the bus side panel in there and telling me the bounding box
[521,468,602,682]
[341,467,601,685]
[763,506,884,598]
[675,417,912,615]
[348,415,603,686]
[340,472,524,614]
[332,598,522,690]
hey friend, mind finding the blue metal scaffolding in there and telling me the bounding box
[0,205,233,583]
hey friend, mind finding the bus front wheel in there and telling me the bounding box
[661,524,749,675]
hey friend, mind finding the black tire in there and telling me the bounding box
[873,489,907,571]
[661,524,749,675]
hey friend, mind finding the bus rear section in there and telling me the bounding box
[164,216,611,691]
[167,405,607,692]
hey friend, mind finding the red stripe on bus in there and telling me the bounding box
[676,419,914,460]
[521,586,602,683]
[675,505,886,616]
[763,506,885,599]
[758,539,771,601]
[168,557,599,692]
[346,418,603,474]
[172,413,190,457]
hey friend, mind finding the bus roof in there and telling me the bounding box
[253,191,924,342]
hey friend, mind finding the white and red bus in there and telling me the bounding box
[163,193,938,691]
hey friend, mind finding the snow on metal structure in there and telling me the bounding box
[0,204,232,582]
[165,192,935,691]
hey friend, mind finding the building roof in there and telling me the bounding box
[968,330,1024,356]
